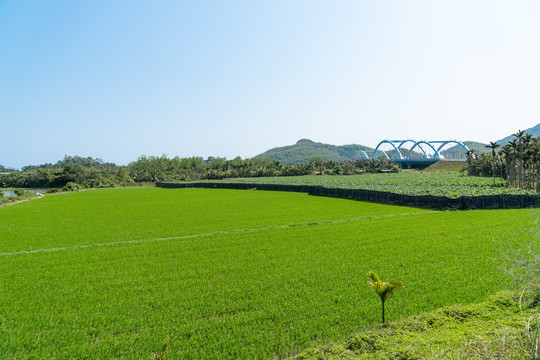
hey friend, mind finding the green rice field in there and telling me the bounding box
[0,187,534,359]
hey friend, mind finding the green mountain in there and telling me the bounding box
[437,122,540,154]
[255,139,493,164]
[497,123,540,145]
[439,141,489,158]
[462,141,490,153]
[254,139,373,164]
[255,126,540,165]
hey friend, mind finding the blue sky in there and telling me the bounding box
[2,1,540,169]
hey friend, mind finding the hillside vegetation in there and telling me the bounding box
[0,154,395,194]
[469,130,540,193]
[498,123,540,145]
[255,139,490,165]
[254,139,373,164]
[440,141,489,158]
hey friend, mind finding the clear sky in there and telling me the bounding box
[2,0,540,169]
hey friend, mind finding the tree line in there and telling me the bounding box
[467,130,540,191]
[0,155,399,191]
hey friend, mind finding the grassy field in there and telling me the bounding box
[0,187,535,359]
[210,173,534,197]
[294,288,539,359]
[422,160,467,173]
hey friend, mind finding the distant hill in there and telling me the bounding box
[254,125,540,165]
[462,141,490,153]
[254,139,373,164]
[255,139,493,164]
[439,141,489,158]
[497,123,540,145]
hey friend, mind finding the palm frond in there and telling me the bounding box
[367,272,404,301]
[367,271,381,284]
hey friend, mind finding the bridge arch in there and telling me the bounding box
[395,140,417,159]
[372,140,402,160]
[360,139,469,167]
[433,140,470,156]
[358,150,371,160]
[404,141,441,159]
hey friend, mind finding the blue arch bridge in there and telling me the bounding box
[360,140,470,169]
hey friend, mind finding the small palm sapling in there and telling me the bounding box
[367,271,404,323]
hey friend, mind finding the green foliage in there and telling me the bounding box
[254,138,373,164]
[1,156,142,190]
[308,156,325,172]
[423,160,467,173]
[469,130,540,192]
[255,139,491,165]
[217,173,529,197]
[202,156,288,179]
[127,155,286,182]
[21,155,115,172]
[62,182,85,192]
[1,153,399,191]
[0,188,35,205]
[497,217,540,358]
[367,271,404,323]
[45,188,62,194]
[294,289,537,359]
[439,141,490,158]
[0,188,535,358]
[0,164,15,172]
[367,272,404,304]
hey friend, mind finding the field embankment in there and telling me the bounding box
[0,188,535,358]
[422,160,467,173]
[294,288,539,359]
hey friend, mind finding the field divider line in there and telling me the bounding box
[0,211,437,257]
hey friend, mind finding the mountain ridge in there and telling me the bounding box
[255,139,488,164]
[254,139,373,164]
[496,123,540,145]
[255,123,540,164]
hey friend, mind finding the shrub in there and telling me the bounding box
[14,188,25,196]
[63,182,85,192]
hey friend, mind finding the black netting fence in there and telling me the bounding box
[156,182,540,210]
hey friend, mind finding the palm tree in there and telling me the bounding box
[500,145,512,184]
[531,140,540,192]
[485,142,500,185]
[466,150,475,176]
[522,134,534,188]
[508,139,520,187]
[513,130,526,142]
[367,271,404,324]
[513,131,527,188]
[342,159,356,175]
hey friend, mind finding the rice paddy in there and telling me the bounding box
[0,187,533,359]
